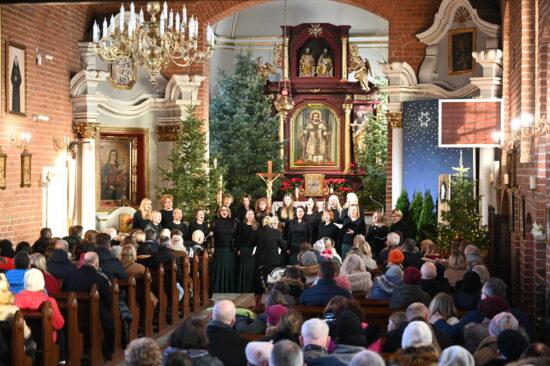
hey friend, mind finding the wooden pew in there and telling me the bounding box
[118,274,139,342]
[135,268,154,337]
[241,333,264,341]
[150,265,168,333]
[164,260,179,325]
[0,310,33,366]
[192,254,200,311]
[50,292,83,366]
[109,279,123,361]
[180,256,191,318]
[201,251,210,307]
[20,300,60,366]
[74,285,104,366]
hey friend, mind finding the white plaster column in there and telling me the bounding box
[386,110,403,209]
[471,49,503,98]
[479,148,494,226]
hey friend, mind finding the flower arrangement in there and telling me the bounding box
[532,222,545,241]
[126,218,133,225]
[347,163,359,174]
[281,177,303,191]
[325,178,352,193]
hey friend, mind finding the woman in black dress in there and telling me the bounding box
[187,207,210,242]
[211,205,236,293]
[327,194,344,224]
[341,192,359,221]
[167,208,188,239]
[221,193,236,219]
[318,210,341,251]
[159,194,174,228]
[236,194,253,223]
[366,211,389,258]
[132,198,152,230]
[236,209,258,293]
[277,193,295,241]
[254,197,271,226]
[286,206,311,265]
[252,216,287,306]
[389,209,408,239]
[341,204,366,258]
[304,197,321,242]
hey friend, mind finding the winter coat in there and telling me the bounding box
[206,320,249,366]
[331,344,366,365]
[389,284,431,308]
[388,346,439,366]
[46,249,76,280]
[473,336,498,366]
[368,275,402,299]
[346,272,373,293]
[162,348,223,366]
[299,278,352,306]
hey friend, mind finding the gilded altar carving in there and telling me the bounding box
[386,112,403,128]
[156,125,182,141]
[73,121,100,139]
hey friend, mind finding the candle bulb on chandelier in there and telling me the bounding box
[93,21,99,43]
[503,173,509,185]
[139,8,144,24]
[110,15,115,36]
[162,2,168,19]
[195,18,199,38]
[102,18,108,40]
[168,10,173,29]
[188,17,195,38]
[175,12,180,32]
[160,15,165,36]
[119,4,125,32]
[182,6,187,24]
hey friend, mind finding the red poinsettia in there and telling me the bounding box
[281,177,303,190]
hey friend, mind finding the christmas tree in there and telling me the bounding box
[417,190,437,242]
[394,189,414,238]
[438,153,488,251]
[410,191,423,241]
[210,52,283,200]
[157,106,224,222]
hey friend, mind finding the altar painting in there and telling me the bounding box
[290,105,339,168]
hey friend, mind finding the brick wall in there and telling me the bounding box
[0,4,95,243]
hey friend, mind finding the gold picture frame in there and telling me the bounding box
[20,149,31,187]
[448,28,476,76]
[290,103,340,169]
[96,127,149,210]
[108,58,137,90]
[300,173,329,197]
[0,146,6,190]
[6,42,26,116]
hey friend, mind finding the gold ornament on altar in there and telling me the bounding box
[256,56,276,79]
[92,1,215,83]
[348,45,371,92]
[299,48,316,77]
[316,48,333,77]
[308,24,324,38]
[273,43,283,69]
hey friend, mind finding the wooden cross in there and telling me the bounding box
[256,160,283,206]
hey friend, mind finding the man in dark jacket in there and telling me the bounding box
[419,262,451,298]
[301,318,346,366]
[382,302,452,353]
[402,238,424,269]
[299,261,351,306]
[207,300,249,366]
[62,225,83,251]
[46,240,76,280]
[63,251,114,360]
[148,236,182,284]
[93,233,127,281]
[389,266,431,308]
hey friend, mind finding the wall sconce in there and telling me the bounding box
[530,176,537,190]
[523,115,549,138]
[52,136,79,159]
[10,132,30,150]
[33,114,50,122]
[35,48,53,66]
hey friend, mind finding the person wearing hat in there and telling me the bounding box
[331,311,367,364]
[402,238,425,269]
[387,248,405,268]
[266,304,289,328]
[295,250,321,287]
[439,345,475,366]
[299,261,351,306]
[389,266,431,308]
[484,329,529,366]
[245,341,273,366]
[368,264,403,299]
[454,271,482,310]
[473,312,519,366]
[388,321,440,366]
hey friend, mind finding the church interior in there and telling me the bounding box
[0,0,549,365]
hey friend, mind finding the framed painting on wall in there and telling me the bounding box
[448,28,476,75]
[96,128,148,210]
[6,42,26,116]
[108,59,137,90]
[20,149,31,187]
[290,104,340,169]
[0,147,6,190]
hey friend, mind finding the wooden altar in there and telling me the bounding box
[266,23,380,193]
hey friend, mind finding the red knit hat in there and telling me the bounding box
[388,249,404,264]
[403,266,421,285]
[266,305,288,326]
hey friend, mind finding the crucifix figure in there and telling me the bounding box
[256,160,282,206]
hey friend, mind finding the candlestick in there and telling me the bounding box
[530,176,536,190]
[503,173,509,185]
[119,4,125,32]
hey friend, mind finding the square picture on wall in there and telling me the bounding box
[6,42,26,116]
[0,147,6,190]
[448,28,476,75]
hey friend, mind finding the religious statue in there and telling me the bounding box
[299,48,316,77]
[348,45,371,92]
[351,110,369,162]
[301,110,331,163]
[316,48,333,77]
[256,56,276,79]
[11,56,22,113]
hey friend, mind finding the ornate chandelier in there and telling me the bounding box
[92,1,215,82]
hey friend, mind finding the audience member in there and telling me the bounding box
[390,266,430,308]
[444,251,467,287]
[63,225,83,251]
[163,316,223,366]
[331,311,367,364]
[402,238,424,269]
[148,236,183,288]
[429,293,459,325]
[439,345,474,366]
[265,309,303,345]
[245,341,273,366]
[124,337,161,366]
[388,311,407,332]
[300,319,336,364]
[32,228,52,254]
[6,250,30,295]
[299,261,351,306]
[420,262,451,299]
[389,321,440,366]
[368,265,403,299]
[520,343,550,359]
[47,239,76,280]
[472,265,490,285]
[454,271,482,310]
[377,233,400,265]
[490,329,529,365]
[0,240,15,270]
[473,312,519,365]
[340,253,372,292]
[350,350,385,366]
[30,253,60,293]
[350,235,377,271]
[207,300,249,366]
[164,351,193,366]
[269,340,303,366]
[0,272,31,339]
[93,233,128,280]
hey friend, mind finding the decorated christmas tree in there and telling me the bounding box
[438,153,488,250]
[210,52,283,199]
[417,190,437,242]
[157,106,224,222]
[410,191,423,241]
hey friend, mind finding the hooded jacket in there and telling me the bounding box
[368,274,402,299]
[47,249,76,280]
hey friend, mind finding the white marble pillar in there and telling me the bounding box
[479,148,494,226]
[387,111,403,209]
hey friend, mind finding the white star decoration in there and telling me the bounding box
[419,111,431,127]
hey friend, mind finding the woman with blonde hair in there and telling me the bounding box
[236,209,258,292]
[422,240,446,260]
[133,198,152,230]
[341,204,365,257]
[327,194,343,224]
[30,253,60,293]
[320,236,341,264]
[350,235,377,271]
[366,211,389,258]
[444,251,468,287]
[120,245,146,278]
[428,292,459,325]
[0,273,31,339]
[389,208,408,239]
[277,193,295,242]
[159,194,174,228]
[340,253,373,293]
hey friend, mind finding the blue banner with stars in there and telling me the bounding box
[402,100,473,202]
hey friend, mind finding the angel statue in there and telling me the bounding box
[257,56,276,79]
[348,44,371,92]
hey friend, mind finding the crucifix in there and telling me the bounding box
[256,160,283,206]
